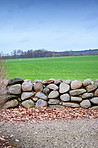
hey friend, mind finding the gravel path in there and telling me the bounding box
[0,119,98,148]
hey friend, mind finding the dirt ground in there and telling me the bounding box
[0,119,98,148]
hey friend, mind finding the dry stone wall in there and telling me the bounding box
[3,78,98,109]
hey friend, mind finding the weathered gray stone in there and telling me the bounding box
[80,100,91,108]
[47,84,58,90]
[8,84,21,94]
[94,79,98,87]
[71,80,82,89]
[8,78,24,85]
[34,80,43,83]
[48,99,60,105]
[90,106,98,109]
[21,99,35,108]
[49,105,64,108]
[83,79,92,87]
[86,84,97,92]
[82,93,93,99]
[35,99,47,107]
[21,92,34,100]
[34,83,43,92]
[59,83,70,93]
[94,89,98,96]
[43,88,50,95]
[63,80,71,85]
[54,79,61,85]
[69,89,86,96]
[90,97,98,105]
[3,99,19,109]
[61,102,80,108]
[71,97,82,102]
[35,92,48,100]
[22,81,33,91]
[60,94,70,102]
[24,79,32,83]
[48,91,59,99]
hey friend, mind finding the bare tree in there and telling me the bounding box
[0,57,8,109]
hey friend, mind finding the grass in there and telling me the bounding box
[6,55,98,81]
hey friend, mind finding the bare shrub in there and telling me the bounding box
[0,57,8,109]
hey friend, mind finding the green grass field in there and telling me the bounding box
[6,55,98,81]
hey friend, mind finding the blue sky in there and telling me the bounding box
[0,0,98,53]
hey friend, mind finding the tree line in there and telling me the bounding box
[1,49,98,59]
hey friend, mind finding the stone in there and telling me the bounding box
[80,100,91,108]
[61,102,80,108]
[21,99,34,108]
[43,88,50,95]
[63,80,71,85]
[34,83,43,92]
[59,83,70,93]
[8,84,21,94]
[94,89,98,96]
[54,79,61,85]
[24,79,32,83]
[47,84,58,90]
[32,97,38,102]
[34,80,43,83]
[71,80,82,89]
[48,91,59,99]
[60,94,70,102]
[35,92,48,100]
[49,105,64,108]
[8,78,24,85]
[94,79,98,87]
[3,99,18,109]
[48,99,60,105]
[22,81,33,91]
[21,92,34,100]
[43,80,54,85]
[86,84,97,92]
[82,93,93,99]
[71,97,82,102]
[69,89,86,96]
[90,106,98,109]
[90,97,98,105]
[83,79,92,87]
[35,99,47,107]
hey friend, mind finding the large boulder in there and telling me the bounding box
[43,88,50,95]
[90,97,98,105]
[22,81,33,91]
[8,84,21,94]
[8,78,24,85]
[3,99,19,109]
[47,84,58,90]
[21,92,34,100]
[60,94,70,102]
[34,83,43,92]
[59,83,70,94]
[54,79,61,85]
[48,91,59,99]
[80,100,91,108]
[48,99,60,105]
[82,93,93,99]
[71,97,82,102]
[61,102,80,108]
[63,80,71,85]
[71,80,82,89]
[43,80,54,85]
[35,92,48,101]
[69,89,86,96]
[21,99,35,108]
[83,79,92,87]
[35,99,47,107]
[86,85,97,92]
